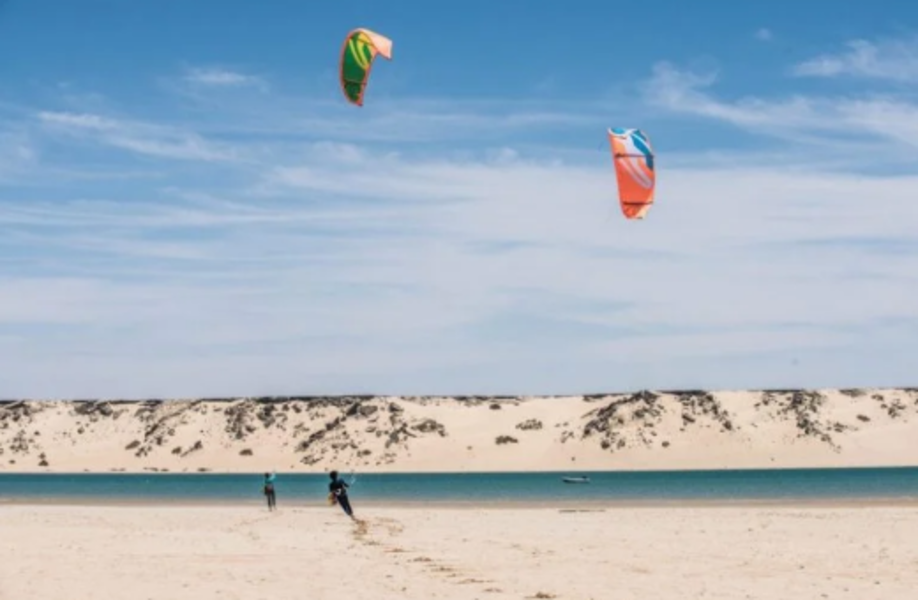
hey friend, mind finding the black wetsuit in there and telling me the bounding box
[264,475,277,511]
[329,478,353,517]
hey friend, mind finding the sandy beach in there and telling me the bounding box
[1,503,916,600]
[2,388,918,473]
[4,388,917,598]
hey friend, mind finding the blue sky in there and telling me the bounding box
[1,1,918,398]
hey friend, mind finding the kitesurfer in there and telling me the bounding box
[328,470,355,519]
[263,472,277,511]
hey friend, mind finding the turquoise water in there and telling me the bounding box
[2,467,918,505]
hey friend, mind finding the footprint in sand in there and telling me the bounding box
[373,517,405,536]
[430,564,455,574]
[355,520,498,594]
[351,519,370,538]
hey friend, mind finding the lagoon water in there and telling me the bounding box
[2,467,918,505]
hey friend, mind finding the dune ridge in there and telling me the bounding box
[1,387,917,473]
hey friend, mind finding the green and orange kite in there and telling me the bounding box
[338,27,393,107]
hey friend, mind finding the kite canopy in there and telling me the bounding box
[339,28,393,106]
[607,127,655,220]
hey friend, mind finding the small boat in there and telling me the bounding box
[561,476,591,484]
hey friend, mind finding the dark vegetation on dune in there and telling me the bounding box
[1,389,917,470]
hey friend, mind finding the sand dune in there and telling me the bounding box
[1,388,917,473]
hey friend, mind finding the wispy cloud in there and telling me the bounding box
[0,127,38,181]
[792,36,918,82]
[155,65,619,146]
[755,28,773,42]
[193,99,606,146]
[183,67,266,89]
[1,55,918,397]
[640,61,918,161]
[36,110,243,162]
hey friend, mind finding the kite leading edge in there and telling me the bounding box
[339,28,393,106]
[607,127,655,220]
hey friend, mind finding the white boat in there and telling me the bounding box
[561,476,591,484]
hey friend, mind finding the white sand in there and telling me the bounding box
[1,504,916,599]
[1,388,916,473]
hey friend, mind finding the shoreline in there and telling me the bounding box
[3,463,918,476]
[3,496,918,509]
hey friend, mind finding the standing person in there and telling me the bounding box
[263,472,277,511]
[328,470,354,519]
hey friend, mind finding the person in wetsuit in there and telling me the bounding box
[328,470,354,519]
[263,472,277,511]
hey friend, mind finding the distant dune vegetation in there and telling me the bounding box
[1,388,917,473]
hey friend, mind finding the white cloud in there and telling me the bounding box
[36,110,242,162]
[183,67,265,89]
[792,36,918,82]
[1,60,918,397]
[641,61,918,157]
[191,99,606,146]
[155,66,619,146]
[0,128,38,180]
